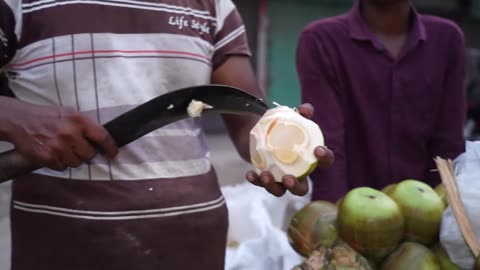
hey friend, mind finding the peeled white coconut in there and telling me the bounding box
[187,99,213,117]
[249,105,324,182]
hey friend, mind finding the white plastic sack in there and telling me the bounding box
[440,140,480,270]
[222,180,312,270]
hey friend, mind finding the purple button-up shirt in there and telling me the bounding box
[297,1,466,202]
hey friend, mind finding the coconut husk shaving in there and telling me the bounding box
[434,157,480,257]
[292,247,328,270]
[292,241,373,270]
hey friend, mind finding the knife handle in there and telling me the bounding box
[0,149,40,183]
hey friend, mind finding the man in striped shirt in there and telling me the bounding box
[0,0,333,269]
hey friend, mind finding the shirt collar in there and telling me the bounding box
[347,0,427,43]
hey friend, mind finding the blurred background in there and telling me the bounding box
[0,0,480,269]
[206,0,480,140]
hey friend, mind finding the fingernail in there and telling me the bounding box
[316,146,326,156]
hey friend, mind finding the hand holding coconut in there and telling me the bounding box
[246,103,334,197]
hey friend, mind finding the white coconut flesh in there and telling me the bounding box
[249,106,324,182]
[187,99,213,117]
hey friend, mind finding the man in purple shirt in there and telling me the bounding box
[297,0,466,202]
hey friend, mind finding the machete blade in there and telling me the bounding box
[103,84,270,147]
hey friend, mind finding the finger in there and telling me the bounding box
[83,121,118,159]
[58,147,82,168]
[246,171,263,187]
[297,103,314,119]
[40,152,67,171]
[314,146,334,168]
[72,136,98,162]
[260,172,286,197]
[283,175,309,196]
[46,159,67,171]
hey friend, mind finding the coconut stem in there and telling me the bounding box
[435,157,480,257]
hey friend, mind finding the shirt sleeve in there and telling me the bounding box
[0,0,17,68]
[426,26,467,184]
[212,0,251,69]
[296,29,349,202]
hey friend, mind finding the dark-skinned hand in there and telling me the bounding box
[4,99,118,171]
[245,103,334,197]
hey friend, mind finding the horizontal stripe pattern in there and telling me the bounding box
[57,133,208,166]
[11,49,211,66]
[34,155,212,180]
[22,0,216,21]
[214,25,245,51]
[8,33,214,108]
[15,0,218,47]
[12,169,223,211]
[13,196,225,220]
[92,134,208,165]
[8,49,212,70]
[10,170,228,269]
[214,0,235,34]
[23,0,211,14]
[211,5,250,67]
[9,54,212,71]
[2,2,251,181]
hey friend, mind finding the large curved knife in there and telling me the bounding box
[0,84,269,182]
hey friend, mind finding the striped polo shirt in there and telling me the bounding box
[0,0,250,181]
[1,1,251,269]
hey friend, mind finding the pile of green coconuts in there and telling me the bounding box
[288,179,480,270]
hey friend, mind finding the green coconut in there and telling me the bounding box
[386,179,445,246]
[288,201,339,257]
[336,196,344,207]
[381,183,397,194]
[381,242,440,270]
[431,243,460,270]
[337,187,405,262]
[434,184,449,208]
